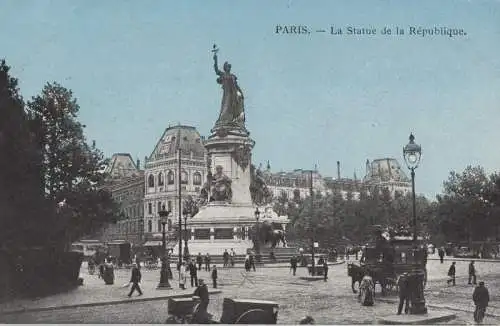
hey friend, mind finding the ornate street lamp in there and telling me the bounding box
[403,133,422,242]
[157,205,171,289]
[254,207,261,263]
[182,208,190,260]
[402,133,426,314]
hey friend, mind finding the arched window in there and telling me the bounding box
[168,219,172,231]
[193,172,202,185]
[157,202,162,213]
[148,174,154,187]
[148,203,152,215]
[167,170,174,185]
[148,220,152,233]
[158,172,164,186]
[181,170,188,184]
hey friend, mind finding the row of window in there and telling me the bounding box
[147,170,202,187]
[122,204,143,219]
[147,201,174,215]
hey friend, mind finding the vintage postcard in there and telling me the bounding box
[0,0,499,324]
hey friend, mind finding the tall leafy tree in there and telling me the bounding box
[0,60,48,248]
[27,82,119,247]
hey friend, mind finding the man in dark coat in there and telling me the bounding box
[438,247,445,264]
[196,253,203,271]
[397,273,410,314]
[127,263,143,297]
[204,253,211,271]
[447,262,456,286]
[223,249,229,267]
[188,260,198,287]
[323,261,328,281]
[192,279,210,323]
[249,253,256,271]
[211,265,218,288]
[290,255,298,276]
[473,281,489,323]
[468,261,477,285]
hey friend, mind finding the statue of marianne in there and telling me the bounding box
[212,45,245,127]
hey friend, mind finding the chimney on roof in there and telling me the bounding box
[266,160,271,171]
[337,161,341,180]
[366,159,370,176]
[136,159,140,170]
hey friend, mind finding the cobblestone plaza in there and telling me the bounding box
[1,256,499,324]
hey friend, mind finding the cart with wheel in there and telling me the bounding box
[220,298,279,324]
[165,297,201,324]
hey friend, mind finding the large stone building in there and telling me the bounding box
[143,125,207,245]
[326,158,411,199]
[261,162,329,200]
[100,154,144,245]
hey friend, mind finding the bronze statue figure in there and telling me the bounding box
[212,44,245,128]
[209,165,232,202]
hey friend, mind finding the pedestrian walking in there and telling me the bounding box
[447,262,456,286]
[196,253,203,271]
[290,255,298,276]
[244,254,250,272]
[204,253,211,271]
[468,260,477,285]
[230,248,236,267]
[211,265,218,288]
[397,273,410,315]
[179,262,187,289]
[438,247,445,264]
[223,249,229,267]
[188,259,198,287]
[249,253,256,271]
[323,261,328,281]
[473,281,489,323]
[127,263,143,297]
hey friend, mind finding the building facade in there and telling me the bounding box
[261,162,330,201]
[100,154,144,245]
[143,125,207,244]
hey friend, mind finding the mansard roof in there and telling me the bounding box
[104,153,140,179]
[148,124,206,162]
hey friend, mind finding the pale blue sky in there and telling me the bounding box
[1,0,499,198]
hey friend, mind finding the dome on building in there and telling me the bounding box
[148,125,206,161]
[364,158,409,182]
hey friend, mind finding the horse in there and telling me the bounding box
[270,230,286,248]
[347,263,365,294]
[347,263,392,296]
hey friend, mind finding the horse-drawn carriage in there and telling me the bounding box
[348,229,427,296]
[166,297,279,324]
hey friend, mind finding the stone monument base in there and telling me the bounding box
[172,202,288,257]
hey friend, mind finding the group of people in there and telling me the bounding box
[222,248,236,267]
[178,258,219,290]
[195,253,213,272]
[446,260,477,286]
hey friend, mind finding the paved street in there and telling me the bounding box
[1,258,499,324]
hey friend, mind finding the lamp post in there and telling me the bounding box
[403,133,426,314]
[309,169,316,276]
[157,205,171,289]
[254,208,261,263]
[182,208,190,260]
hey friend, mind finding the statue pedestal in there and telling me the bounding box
[171,122,289,257]
[205,129,255,205]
